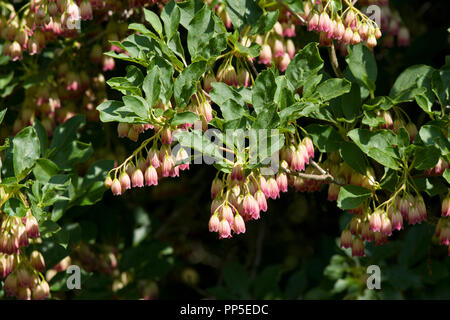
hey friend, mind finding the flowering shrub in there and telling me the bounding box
[0,0,449,300]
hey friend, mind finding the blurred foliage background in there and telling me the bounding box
[1,0,449,300]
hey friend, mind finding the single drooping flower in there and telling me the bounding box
[131,169,145,188]
[442,196,450,217]
[233,214,246,234]
[211,178,222,199]
[258,44,272,65]
[351,237,365,257]
[218,219,232,239]
[111,178,122,195]
[340,230,353,249]
[208,214,220,232]
[30,251,46,273]
[369,210,382,233]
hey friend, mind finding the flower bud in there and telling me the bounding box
[276,52,291,72]
[272,38,285,58]
[258,44,272,65]
[233,214,246,234]
[211,178,222,199]
[161,154,175,178]
[405,123,418,142]
[30,251,46,272]
[32,280,50,300]
[342,27,353,44]
[367,33,377,48]
[267,177,280,200]
[340,230,353,249]
[351,31,361,45]
[25,213,40,239]
[254,190,267,212]
[351,237,365,257]
[327,183,340,201]
[80,0,93,20]
[217,64,238,87]
[334,19,345,40]
[391,208,403,231]
[307,12,319,31]
[318,12,331,33]
[131,169,144,188]
[4,273,18,297]
[161,128,172,145]
[218,219,232,239]
[111,178,122,195]
[231,163,245,182]
[119,172,131,191]
[208,214,220,232]
[104,176,113,189]
[285,39,296,59]
[237,68,250,87]
[203,73,216,92]
[221,204,234,224]
[243,194,260,220]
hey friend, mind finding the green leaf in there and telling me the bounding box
[339,141,366,175]
[316,78,351,101]
[413,146,440,170]
[341,83,361,122]
[418,124,450,155]
[97,100,142,123]
[12,126,40,180]
[210,82,245,106]
[249,10,279,35]
[50,115,86,152]
[50,141,93,170]
[161,1,180,40]
[39,220,62,237]
[0,71,14,91]
[305,124,344,153]
[252,103,279,129]
[414,176,448,197]
[286,42,323,90]
[225,0,263,31]
[443,169,450,184]
[252,69,277,115]
[337,185,372,210]
[122,95,150,120]
[144,8,163,37]
[347,129,400,170]
[33,120,47,157]
[142,67,161,107]
[389,64,434,111]
[171,112,199,126]
[33,159,59,182]
[2,198,27,218]
[174,61,207,108]
[187,6,227,61]
[174,130,225,162]
[346,44,377,92]
[70,160,114,206]
[362,110,385,127]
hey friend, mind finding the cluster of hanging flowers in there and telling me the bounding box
[0,206,49,299]
[105,117,190,195]
[340,192,428,257]
[299,0,382,49]
[434,195,450,255]
[208,137,317,239]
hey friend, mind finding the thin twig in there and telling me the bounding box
[327,43,343,78]
[281,161,345,186]
[276,0,306,25]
